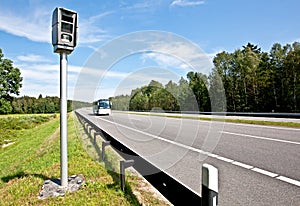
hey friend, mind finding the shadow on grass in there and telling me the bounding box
[1,171,50,183]
[105,170,141,206]
[81,124,141,206]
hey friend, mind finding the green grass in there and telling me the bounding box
[0,114,57,146]
[76,115,170,206]
[0,113,141,205]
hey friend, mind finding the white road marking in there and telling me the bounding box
[232,161,254,169]
[276,176,300,187]
[216,156,234,163]
[207,153,219,158]
[222,131,300,145]
[130,118,143,121]
[96,116,300,188]
[251,168,278,178]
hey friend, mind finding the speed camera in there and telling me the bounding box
[52,7,78,54]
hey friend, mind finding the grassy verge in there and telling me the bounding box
[0,114,57,147]
[119,111,300,128]
[0,113,143,205]
[74,114,170,206]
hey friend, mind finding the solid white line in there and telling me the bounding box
[207,153,219,158]
[251,168,278,178]
[96,116,300,188]
[223,121,300,131]
[276,176,300,187]
[232,161,254,169]
[222,131,300,145]
[215,156,234,163]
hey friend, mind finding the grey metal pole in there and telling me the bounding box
[60,52,68,187]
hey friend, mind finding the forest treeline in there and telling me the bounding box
[111,42,300,113]
[9,95,91,114]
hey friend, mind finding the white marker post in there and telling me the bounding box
[202,163,219,206]
[52,7,78,187]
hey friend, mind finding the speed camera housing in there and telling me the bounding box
[52,7,78,54]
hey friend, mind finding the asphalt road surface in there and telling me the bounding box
[77,109,300,206]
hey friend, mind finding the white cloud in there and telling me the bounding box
[15,62,75,97]
[146,40,213,74]
[170,0,205,7]
[0,8,51,42]
[0,5,112,45]
[15,60,130,99]
[79,11,113,44]
[122,1,152,10]
[17,54,52,63]
[119,1,161,12]
[142,52,190,72]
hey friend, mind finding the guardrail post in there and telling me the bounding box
[93,132,101,144]
[83,123,88,132]
[202,163,218,206]
[88,126,92,135]
[120,160,134,192]
[101,141,111,160]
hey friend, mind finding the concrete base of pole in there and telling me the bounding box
[38,174,85,199]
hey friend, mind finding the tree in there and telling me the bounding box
[129,87,149,111]
[283,42,300,112]
[239,44,262,111]
[256,52,274,111]
[110,95,131,110]
[187,71,210,111]
[212,51,235,111]
[177,77,197,111]
[0,49,23,114]
[0,98,13,114]
[113,41,300,113]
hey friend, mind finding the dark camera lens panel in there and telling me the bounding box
[61,22,73,33]
[62,14,73,23]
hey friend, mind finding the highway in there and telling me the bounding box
[77,108,300,205]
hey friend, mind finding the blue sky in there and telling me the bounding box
[0,0,299,102]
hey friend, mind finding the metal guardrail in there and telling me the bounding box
[75,111,209,205]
